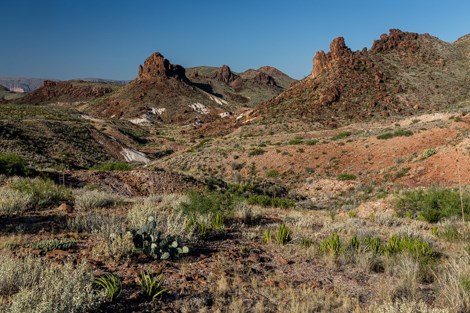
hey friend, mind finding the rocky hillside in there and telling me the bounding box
[89,52,294,125]
[16,80,119,105]
[186,65,295,107]
[255,29,470,128]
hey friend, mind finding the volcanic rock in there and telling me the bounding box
[137,52,186,81]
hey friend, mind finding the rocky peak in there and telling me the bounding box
[214,65,236,84]
[371,29,419,53]
[312,37,354,78]
[252,71,277,86]
[137,52,186,81]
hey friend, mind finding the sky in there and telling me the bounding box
[1,0,469,80]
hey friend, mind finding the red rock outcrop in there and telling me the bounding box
[137,52,186,81]
[213,65,237,84]
[256,29,470,127]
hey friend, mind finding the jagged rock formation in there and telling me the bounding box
[137,52,186,81]
[256,29,470,127]
[213,65,238,84]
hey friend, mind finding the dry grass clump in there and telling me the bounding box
[369,300,449,313]
[0,187,32,215]
[74,189,120,211]
[127,194,189,238]
[0,255,104,313]
[435,256,470,312]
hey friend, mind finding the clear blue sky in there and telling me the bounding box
[1,0,469,80]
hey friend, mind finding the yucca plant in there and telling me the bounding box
[137,272,167,301]
[263,229,272,244]
[320,233,341,255]
[95,272,122,301]
[211,212,224,231]
[275,224,292,245]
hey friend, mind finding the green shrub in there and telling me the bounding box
[0,187,32,215]
[91,162,132,171]
[377,129,413,140]
[287,139,303,145]
[0,153,31,176]
[336,173,357,181]
[179,190,238,218]
[421,148,437,159]
[332,131,352,140]
[395,188,470,223]
[385,234,433,258]
[305,139,318,145]
[265,169,280,178]
[248,148,266,156]
[246,195,295,209]
[9,177,71,208]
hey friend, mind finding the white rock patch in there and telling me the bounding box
[189,103,209,114]
[120,148,150,164]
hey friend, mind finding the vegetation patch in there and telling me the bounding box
[0,153,32,176]
[395,188,470,223]
[9,177,71,208]
[91,161,133,171]
[336,173,357,181]
[377,129,413,140]
[247,194,295,209]
[331,131,352,140]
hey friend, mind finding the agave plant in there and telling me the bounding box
[136,271,167,300]
[95,272,122,301]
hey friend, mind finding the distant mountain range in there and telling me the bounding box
[0,77,128,93]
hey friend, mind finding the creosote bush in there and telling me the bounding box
[395,188,470,223]
[0,153,31,176]
[91,161,133,171]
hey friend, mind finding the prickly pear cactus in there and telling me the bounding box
[129,216,189,260]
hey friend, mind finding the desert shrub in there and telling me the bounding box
[0,187,32,215]
[0,153,31,176]
[91,161,133,171]
[421,148,436,159]
[7,260,104,313]
[179,190,238,218]
[336,173,357,181]
[9,177,71,208]
[246,194,295,209]
[248,148,265,156]
[331,131,352,140]
[0,255,103,312]
[265,169,280,178]
[377,129,413,140]
[74,189,120,211]
[395,188,470,223]
[287,139,303,145]
[67,212,121,233]
[92,232,134,263]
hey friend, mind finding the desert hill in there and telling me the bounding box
[87,52,294,124]
[254,29,470,128]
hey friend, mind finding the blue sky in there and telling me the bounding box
[1,0,469,80]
